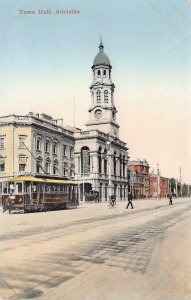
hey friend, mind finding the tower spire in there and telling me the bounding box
[99,35,104,51]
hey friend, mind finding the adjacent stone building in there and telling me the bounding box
[0,113,75,180]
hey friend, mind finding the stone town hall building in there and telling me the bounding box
[74,40,129,201]
[0,40,129,201]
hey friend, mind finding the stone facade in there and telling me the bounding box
[74,40,129,201]
[0,113,75,180]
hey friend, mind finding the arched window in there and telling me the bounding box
[45,158,51,174]
[103,69,106,77]
[97,70,101,77]
[104,90,108,103]
[53,159,58,175]
[103,149,107,175]
[36,156,43,174]
[97,90,101,103]
[81,146,90,175]
[98,147,102,174]
[123,155,126,177]
[119,154,122,177]
[113,151,116,176]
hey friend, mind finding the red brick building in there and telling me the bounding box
[149,174,169,198]
[128,160,150,199]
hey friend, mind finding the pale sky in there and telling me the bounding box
[0,0,191,183]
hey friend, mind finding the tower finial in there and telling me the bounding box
[99,35,104,51]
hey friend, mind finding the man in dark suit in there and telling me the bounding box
[126,192,134,209]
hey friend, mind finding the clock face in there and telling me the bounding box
[95,109,102,119]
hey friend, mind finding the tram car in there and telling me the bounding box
[0,176,78,213]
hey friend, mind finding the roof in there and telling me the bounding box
[7,176,75,184]
[93,40,111,67]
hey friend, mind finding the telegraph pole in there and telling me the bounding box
[179,167,182,197]
[157,163,160,199]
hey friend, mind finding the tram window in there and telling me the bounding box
[3,183,8,194]
[32,183,37,192]
[26,182,30,194]
[50,185,55,192]
[0,183,2,194]
[16,182,23,193]
[64,186,68,192]
[39,184,43,193]
[45,184,50,192]
[60,185,63,192]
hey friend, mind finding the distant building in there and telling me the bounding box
[0,113,75,180]
[149,173,169,198]
[128,160,150,199]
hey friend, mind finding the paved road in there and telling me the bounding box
[0,198,191,300]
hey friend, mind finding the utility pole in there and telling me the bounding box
[157,163,160,199]
[179,167,182,197]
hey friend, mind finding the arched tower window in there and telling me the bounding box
[97,70,101,77]
[81,147,90,175]
[97,90,101,103]
[104,90,108,103]
[103,70,106,77]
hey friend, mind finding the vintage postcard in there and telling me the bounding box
[0,1,191,300]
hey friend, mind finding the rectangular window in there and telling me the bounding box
[53,143,58,154]
[36,138,41,151]
[0,163,5,172]
[19,136,26,149]
[19,164,26,172]
[0,137,5,149]
[16,182,23,193]
[70,147,73,158]
[63,145,67,156]
[45,140,50,152]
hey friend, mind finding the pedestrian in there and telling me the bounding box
[3,194,13,214]
[169,193,173,205]
[126,192,134,209]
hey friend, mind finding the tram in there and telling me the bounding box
[0,176,78,213]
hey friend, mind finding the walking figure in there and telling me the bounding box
[169,193,173,205]
[3,196,13,214]
[126,192,134,209]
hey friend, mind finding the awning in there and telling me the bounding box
[7,176,75,185]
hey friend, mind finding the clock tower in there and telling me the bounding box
[85,39,119,137]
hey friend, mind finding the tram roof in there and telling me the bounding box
[7,176,75,185]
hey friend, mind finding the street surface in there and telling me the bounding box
[0,198,191,300]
